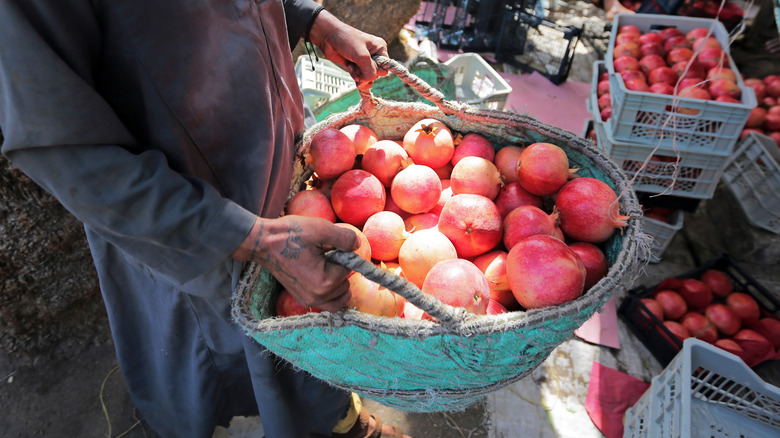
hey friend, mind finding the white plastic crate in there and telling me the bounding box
[592,116,729,199]
[604,14,756,154]
[641,209,683,263]
[722,132,780,234]
[295,55,356,110]
[443,53,512,110]
[623,338,780,438]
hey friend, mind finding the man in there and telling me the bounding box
[0,1,407,436]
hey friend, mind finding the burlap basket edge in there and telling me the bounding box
[232,57,650,412]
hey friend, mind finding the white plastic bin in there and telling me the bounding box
[295,55,355,110]
[443,53,512,110]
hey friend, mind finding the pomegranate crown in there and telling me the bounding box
[415,123,439,136]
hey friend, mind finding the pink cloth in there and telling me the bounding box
[585,363,651,438]
[575,297,621,349]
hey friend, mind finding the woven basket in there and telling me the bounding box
[232,56,646,412]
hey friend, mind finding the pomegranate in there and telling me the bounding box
[696,47,726,70]
[432,162,453,180]
[437,194,503,258]
[708,79,741,100]
[706,66,736,82]
[666,47,693,65]
[361,140,413,187]
[648,66,677,86]
[655,290,688,320]
[404,213,439,233]
[383,188,412,220]
[568,242,609,290]
[402,118,454,169]
[339,124,378,155]
[677,278,713,311]
[658,27,684,41]
[639,32,664,46]
[650,83,675,95]
[494,145,524,183]
[677,86,711,101]
[744,78,767,101]
[705,303,741,336]
[487,299,509,315]
[692,36,721,51]
[597,79,611,96]
[347,273,403,317]
[555,177,629,243]
[428,180,452,216]
[664,35,691,52]
[330,169,386,228]
[640,42,666,57]
[275,289,322,317]
[506,234,586,309]
[616,32,640,44]
[598,93,612,111]
[618,24,641,36]
[663,320,690,345]
[681,312,718,343]
[685,27,711,42]
[334,222,372,262]
[745,107,768,129]
[390,164,442,214]
[516,142,577,196]
[725,292,761,322]
[362,211,409,261]
[613,55,640,73]
[451,132,495,166]
[493,182,543,219]
[397,228,458,288]
[757,318,780,349]
[502,205,559,250]
[671,61,705,80]
[640,298,664,321]
[306,128,357,180]
[620,70,647,84]
[714,338,745,359]
[625,79,650,92]
[733,329,774,366]
[472,250,517,310]
[422,259,490,316]
[450,156,503,200]
[639,54,667,75]
[614,42,641,58]
[285,189,337,223]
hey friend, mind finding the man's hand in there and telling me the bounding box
[308,10,389,89]
[231,215,359,312]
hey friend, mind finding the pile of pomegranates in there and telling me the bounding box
[740,75,780,148]
[597,23,748,123]
[637,266,780,367]
[276,119,630,321]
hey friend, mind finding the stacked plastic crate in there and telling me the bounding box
[588,14,757,262]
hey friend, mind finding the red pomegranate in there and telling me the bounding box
[554,177,629,243]
[516,142,577,196]
[437,193,503,258]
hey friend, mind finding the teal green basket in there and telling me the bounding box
[232,56,648,412]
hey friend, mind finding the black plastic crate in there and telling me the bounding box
[494,9,582,85]
[618,254,780,367]
[414,0,532,52]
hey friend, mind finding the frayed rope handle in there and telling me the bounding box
[325,249,471,325]
[357,55,470,115]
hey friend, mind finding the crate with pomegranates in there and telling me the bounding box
[604,14,756,154]
[233,56,646,412]
[722,131,780,234]
[618,253,780,368]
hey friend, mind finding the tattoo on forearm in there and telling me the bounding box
[280,221,304,259]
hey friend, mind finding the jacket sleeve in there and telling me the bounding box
[0,0,257,286]
[283,0,322,50]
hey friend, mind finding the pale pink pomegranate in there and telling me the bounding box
[348,273,403,317]
[568,242,609,290]
[422,259,490,316]
[472,250,518,310]
[554,177,629,243]
[432,162,453,180]
[402,118,454,169]
[361,140,413,187]
[390,164,442,214]
[502,205,560,250]
[285,189,336,222]
[339,124,379,155]
[494,182,543,218]
[330,169,386,228]
[428,180,452,216]
[506,235,586,309]
[398,228,458,287]
[404,213,440,233]
[494,145,524,184]
[451,132,495,166]
[306,128,357,180]
[362,211,410,261]
[516,142,577,196]
[437,193,503,258]
[450,156,503,200]
[334,222,372,262]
